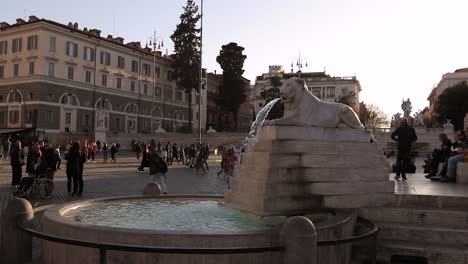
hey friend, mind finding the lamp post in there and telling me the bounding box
[147,31,164,132]
[198,0,203,144]
[290,53,308,78]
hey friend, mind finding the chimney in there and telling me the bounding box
[73,22,78,30]
[214,70,217,75]
[114,37,124,44]
[0,22,10,28]
[68,22,73,27]
[28,16,39,22]
[83,27,88,33]
[107,34,113,40]
[89,29,101,37]
[16,18,26,25]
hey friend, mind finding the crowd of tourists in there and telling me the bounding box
[423,129,468,182]
[8,138,122,198]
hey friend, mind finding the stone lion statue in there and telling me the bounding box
[265,77,363,129]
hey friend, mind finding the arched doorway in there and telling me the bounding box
[172,110,184,132]
[151,107,163,132]
[59,93,79,132]
[124,103,138,133]
[95,98,111,132]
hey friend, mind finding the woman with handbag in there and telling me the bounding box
[10,140,24,187]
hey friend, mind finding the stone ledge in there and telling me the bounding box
[258,125,372,142]
[456,162,468,184]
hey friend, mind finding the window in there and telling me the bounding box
[176,90,183,101]
[130,80,135,92]
[0,41,7,55]
[0,65,4,79]
[83,47,95,61]
[117,56,125,69]
[67,67,74,80]
[325,87,335,97]
[100,51,111,65]
[12,38,22,53]
[27,35,38,50]
[116,77,122,89]
[28,93,33,100]
[131,60,138,73]
[29,61,35,75]
[9,91,21,102]
[115,118,120,129]
[49,37,56,52]
[167,70,174,81]
[48,62,55,77]
[66,42,78,57]
[165,88,173,100]
[143,83,148,95]
[102,74,107,86]
[0,112,4,125]
[312,87,321,98]
[85,70,91,83]
[143,64,151,76]
[25,110,33,123]
[65,113,71,125]
[155,67,161,78]
[9,111,19,124]
[82,114,90,127]
[48,93,53,101]
[13,64,19,77]
[46,111,54,124]
[155,86,161,97]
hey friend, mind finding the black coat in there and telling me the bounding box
[391,124,417,151]
[66,149,86,178]
[10,146,23,166]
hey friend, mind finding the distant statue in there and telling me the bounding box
[264,77,363,129]
[401,99,412,118]
[413,110,424,127]
[391,113,402,127]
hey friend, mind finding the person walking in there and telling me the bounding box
[110,143,118,163]
[102,142,108,163]
[66,141,86,196]
[391,119,417,180]
[149,149,168,194]
[10,140,24,187]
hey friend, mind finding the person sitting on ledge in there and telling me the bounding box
[440,129,468,183]
[425,133,452,178]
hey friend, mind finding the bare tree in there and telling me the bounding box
[360,103,389,128]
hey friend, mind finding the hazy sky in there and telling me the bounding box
[3,0,468,116]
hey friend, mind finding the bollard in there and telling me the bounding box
[143,182,162,196]
[280,216,317,264]
[0,196,34,264]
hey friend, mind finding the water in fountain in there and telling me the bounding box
[241,98,281,151]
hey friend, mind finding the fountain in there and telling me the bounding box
[32,77,394,263]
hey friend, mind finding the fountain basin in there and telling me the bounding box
[40,196,356,264]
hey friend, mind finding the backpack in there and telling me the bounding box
[160,158,168,174]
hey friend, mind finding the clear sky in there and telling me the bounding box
[3,0,468,117]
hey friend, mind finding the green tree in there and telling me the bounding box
[260,76,284,120]
[216,42,247,130]
[435,81,468,130]
[170,0,201,132]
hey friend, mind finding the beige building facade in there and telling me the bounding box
[0,16,190,142]
[251,65,362,114]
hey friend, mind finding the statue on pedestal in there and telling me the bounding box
[401,99,412,118]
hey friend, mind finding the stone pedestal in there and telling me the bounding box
[224,126,395,216]
[0,197,34,264]
[456,163,468,184]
